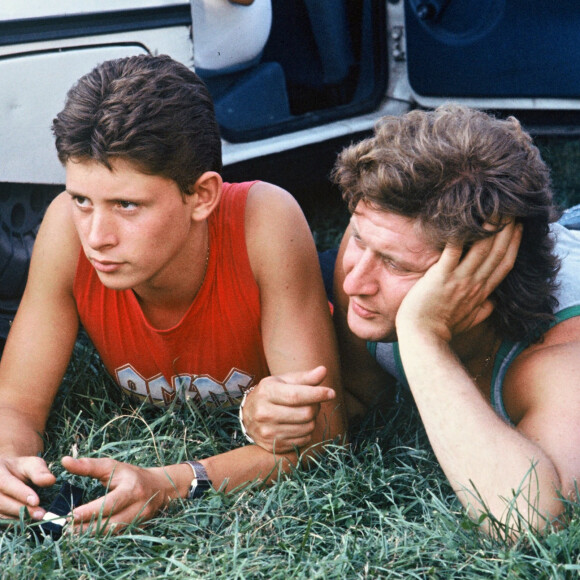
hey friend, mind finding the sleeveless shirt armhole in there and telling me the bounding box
[367,340,409,389]
[490,340,522,426]
[392,342,407,387]
[553,305,580,323]
[491,307,580,426]
[215,181,261,292]
[72,249,92,303]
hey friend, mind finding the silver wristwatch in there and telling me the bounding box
[184,460,212,500]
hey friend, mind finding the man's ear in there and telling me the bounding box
[188,171,222,221]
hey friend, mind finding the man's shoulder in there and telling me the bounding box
[41,190,73,225]
[29,192,79,286]
[16,191,80,322]
[518,315,580,364]
[245,180,297,209]
[220,180,294,223]
[37,192,79,256]
[504,316,580,421]
[245,181,308,241]
[243,180,320,289]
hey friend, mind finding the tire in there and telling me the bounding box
[0,183,61,353]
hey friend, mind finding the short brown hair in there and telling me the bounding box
[332,104,561,341]
[52,54,222,194]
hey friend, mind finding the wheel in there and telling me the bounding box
[0,183,61,354]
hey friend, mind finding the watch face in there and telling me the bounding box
[186,462,212,500]
[188,478,212,500]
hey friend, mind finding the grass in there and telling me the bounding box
[1,135,580,579]
[4,346,580,579]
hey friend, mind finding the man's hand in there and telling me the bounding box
[396,221,523,342]
[62,456,185,534]
[242,366,336,453]
[0,456,56,521]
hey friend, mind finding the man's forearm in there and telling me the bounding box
[397,329,562,532]
[198,438,330,494]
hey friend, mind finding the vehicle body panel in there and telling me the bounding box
[2,0,579,186]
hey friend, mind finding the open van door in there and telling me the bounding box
[196,0,389,145]
[404,0,580,123]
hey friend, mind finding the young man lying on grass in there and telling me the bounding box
[243,105,580,536]
[0,54,345,533]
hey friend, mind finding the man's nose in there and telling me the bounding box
[86,210,117,250]
[342,247,379,297]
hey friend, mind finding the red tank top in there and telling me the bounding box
[73,182,269,406]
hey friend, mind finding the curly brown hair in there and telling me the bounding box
[52,54,222,195]
[332,104,562,342]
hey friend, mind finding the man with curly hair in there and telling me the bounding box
[243,104,580,535]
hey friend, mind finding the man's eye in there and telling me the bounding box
[117,201,138,209]
[73,195,89,206]
[383,259,407,273]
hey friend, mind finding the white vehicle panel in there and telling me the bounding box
[0,0,189,21]
[0,45,148,184]
[0,24,193,184]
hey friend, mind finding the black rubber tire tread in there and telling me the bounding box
[0,183,61,349]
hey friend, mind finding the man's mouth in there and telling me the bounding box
[91,258,123,273]
[350,298,377,319]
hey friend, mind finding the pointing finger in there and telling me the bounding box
[277,365,328,387]
[61,456,118,484]
[261,382,335,407]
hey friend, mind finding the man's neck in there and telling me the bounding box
[450,319,501,392]
[133,222,210,329]
[451,320,495,359]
